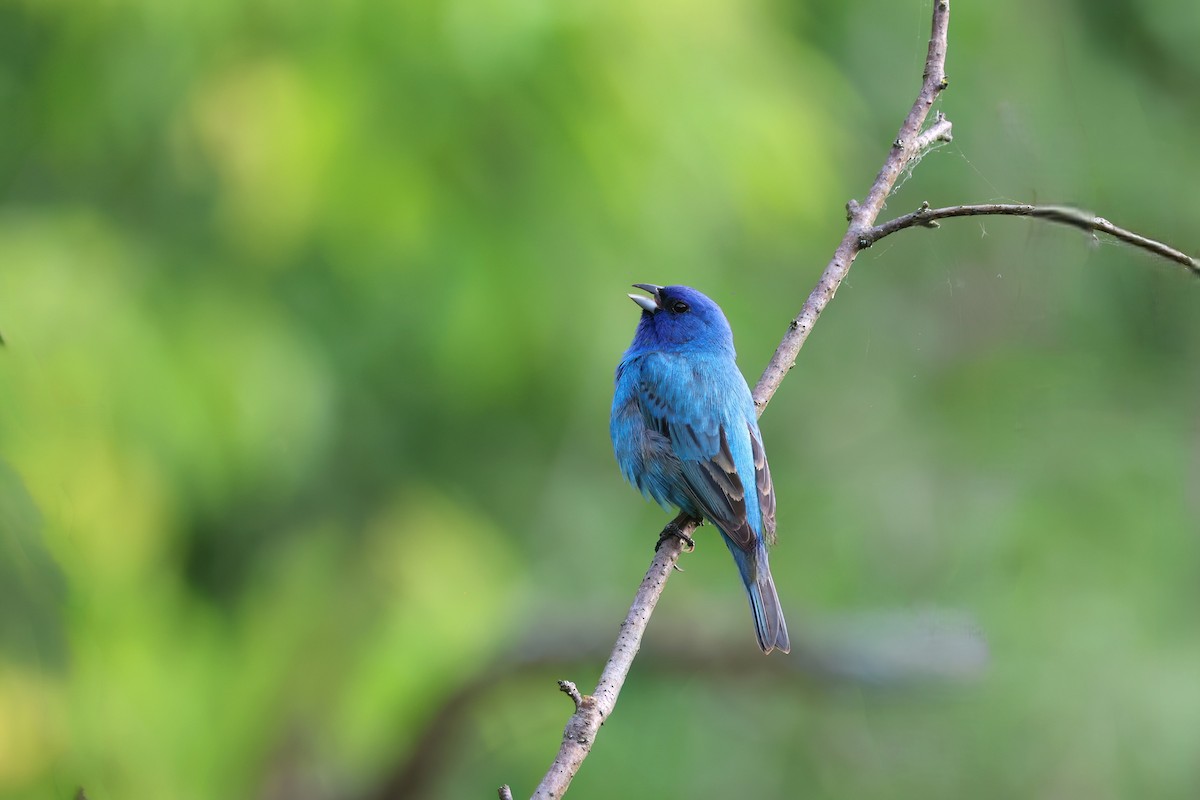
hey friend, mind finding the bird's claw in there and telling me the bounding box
[655,522,695,553]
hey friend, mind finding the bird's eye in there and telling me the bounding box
[670,300,690,313]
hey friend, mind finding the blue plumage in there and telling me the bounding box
[611,284,790,654]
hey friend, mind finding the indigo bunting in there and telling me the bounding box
[611,284,790,654]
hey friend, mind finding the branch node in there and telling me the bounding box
[845,199,861,221]
[557,679,585,711]
[913,115,954,153]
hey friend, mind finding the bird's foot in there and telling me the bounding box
[655,521,695,553]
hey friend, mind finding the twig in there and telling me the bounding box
[499,786,514,800]
[862,201,1200,276]
[530,518,694,799]
[556,680,584,709]
[752,0,952,413]
[911,111,954,155]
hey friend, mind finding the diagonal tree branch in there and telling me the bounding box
[507,4,956,799]
[506,0,1196,796]
[752,0,952,414]
[524,515,694,799]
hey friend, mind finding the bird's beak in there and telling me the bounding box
[628,283,662,313]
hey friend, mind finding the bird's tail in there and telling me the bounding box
[724,538,791,655]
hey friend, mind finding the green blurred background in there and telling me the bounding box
[2,0,1199,797]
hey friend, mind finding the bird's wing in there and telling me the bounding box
[682,427,758,552]
[635,354,767,553]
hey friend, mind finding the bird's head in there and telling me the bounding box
[626,284,735,354]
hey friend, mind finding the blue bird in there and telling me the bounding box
[611,284,790,654]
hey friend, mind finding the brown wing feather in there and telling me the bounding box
[690,426,757,552]
[750,427,776,546]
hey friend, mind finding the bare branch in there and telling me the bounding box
[499,786,514,800]
[753,0,952,413]
[515,0,1196,794]
[863,202,1200,276]
[517,5,957,799]
[529,517,695,799]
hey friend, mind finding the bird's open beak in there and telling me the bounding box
[628,283,662,313]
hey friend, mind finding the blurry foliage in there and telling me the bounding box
[1,0,1198,798]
